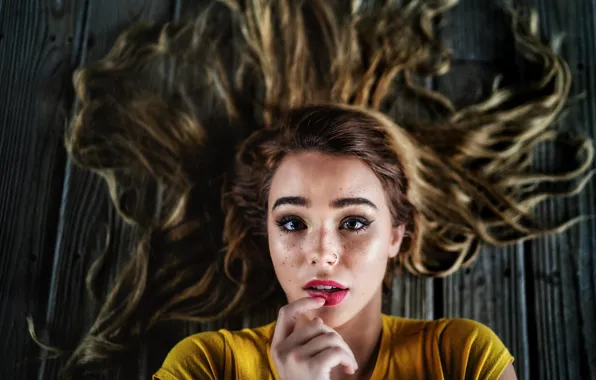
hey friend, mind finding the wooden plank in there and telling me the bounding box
[387,77,435,320]
[527,0,596,378]
[442,242,529,378]
[388,273,434,320]
[37,1,175,379]
[140,2,252,377]
[382,0,436,321]
[437,3,531,378]
[436,61,530,380]
[0,1,85,379]
[441,0,512,61]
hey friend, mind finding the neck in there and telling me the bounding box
[331,292,383,380]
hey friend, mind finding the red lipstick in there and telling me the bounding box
[303,280,349,306]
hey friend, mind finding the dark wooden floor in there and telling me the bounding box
[1,1,595,379]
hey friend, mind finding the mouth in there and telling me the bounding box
[303,280,349,306]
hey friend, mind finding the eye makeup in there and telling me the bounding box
[274,215,374,234]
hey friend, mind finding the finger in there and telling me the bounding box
[293,311,314,331]
[293,330,357,368]
[313,346,359,374]
[277,316,329,353]
[272,297,325,347]
[294,316,322,331]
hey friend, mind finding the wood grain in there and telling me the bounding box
[436,60,530,380]
[440,0,512,61]
[437,2,531,379]
[387,76,435,321]
[36,1,175,379]
[1,1,593,380]
[527,0,596,378]
[389,273,434,319]
[0,1,83,378]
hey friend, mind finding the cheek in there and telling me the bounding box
[345,229,391,264]
[268,227,301,267]
[268,229,304,292]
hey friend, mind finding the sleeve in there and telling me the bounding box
[152,332,226,380]
[437,319,515,380]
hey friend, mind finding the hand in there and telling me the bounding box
[270,297,358,380]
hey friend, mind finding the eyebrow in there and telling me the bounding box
[271,196,378,210]
[331,197,378,210]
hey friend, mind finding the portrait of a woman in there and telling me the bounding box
[152,105,519,379]
[24,0,592,379]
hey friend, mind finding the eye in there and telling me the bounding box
[275,216,307,232]
[340,217,373,231]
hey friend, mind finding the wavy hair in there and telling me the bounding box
[30,0,593,377]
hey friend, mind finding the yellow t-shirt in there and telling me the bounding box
[153,314,514,379]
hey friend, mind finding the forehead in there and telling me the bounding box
[269,151,386,203]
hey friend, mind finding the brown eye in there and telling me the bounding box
[340,217,372,231]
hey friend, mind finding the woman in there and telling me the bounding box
[152,105,518,379]
[38,0,591,378]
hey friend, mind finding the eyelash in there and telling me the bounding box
[275,216,373,233]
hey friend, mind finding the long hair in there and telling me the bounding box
[31,0,593,377]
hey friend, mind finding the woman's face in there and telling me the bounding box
[267,151,405,327]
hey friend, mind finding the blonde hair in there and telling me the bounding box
[31,0,592,377]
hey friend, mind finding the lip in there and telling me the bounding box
[305,289,349,306]
[303,280,349,306]
[303,280,348,289]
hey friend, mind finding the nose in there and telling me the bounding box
[308,227,340,267]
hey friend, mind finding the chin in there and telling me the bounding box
[322,311,354,328]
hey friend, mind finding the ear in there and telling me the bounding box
[388,224,406,259]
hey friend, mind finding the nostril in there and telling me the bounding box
[310,252,339,265]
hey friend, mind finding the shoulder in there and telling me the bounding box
[432,318,504,344]
[153,330,226,380]
[381,315,513,380]
[431,318,514,380]
[153,322,277,380]
[381,315,505,348]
